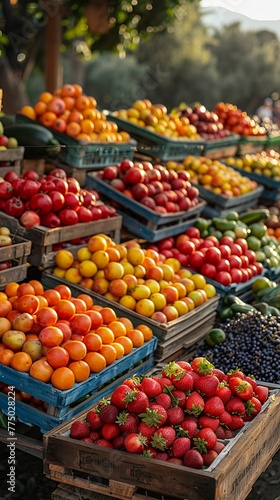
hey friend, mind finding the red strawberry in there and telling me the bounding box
[125,389,150,415]
[101,423,120,441]
[151,426,176,450]
[112,434,125,449]
[227,369,245,380]
[215,425,226,439]
[122,376,141,389]
[254,385,269,404]
[139,404,167,427]
[194,427,217,452]
[116,411,139,434]
[96,438,114,448]
[154,452,169,461]
[228,414,245,431]
[191,357,214,375]
[155,393,172,409]
[204,396,225,417]
[245,397,262,418]
[161,361,185,380]
[229,376,253,401]
[215,384,232,404]
[244,375,257,392]
[225,397,246,416]
[194,374,219,397]
[219,410,233,428]
[168,457,183,465]
[198,415,220,431]
[166,406,185,426]
[212,368,227,382]
[172,389,187,407]
[185,391,205,417]
[176,360,192,371]
[123,432,147,454]
[172,437,191,458]
[99,404,119,423]
[89,430,100,442]
[138,421,157,441]
[110,384,130,410]
[143,446,157,458]
[140,377,162,398]
[156,376,173,390]
[183,448,204,469]
[81,437,92,443]
[86,410,102,430]
[224,429,235,438]
[202,449,218,466]
[70,420,90,439]
[172,371,194,392]
[213,441,225,453]
[180,417,198,438]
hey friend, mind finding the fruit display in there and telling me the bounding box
[0,167,116,228]
[52,236,217,323]
[0,279,155,392]
[97,159,201,214]
[194,310,280,384]
[225,150,280,181]
[194,211,280,272]
[19,84,131,143]
[166,156,259,197]
[214,102,267,137]
[0,119,19,151]
[113,99,201,140]
[68,356,269,470]
[147,219,265,287]
[171,103,232,141]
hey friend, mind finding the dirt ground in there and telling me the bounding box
[0,434,279,500]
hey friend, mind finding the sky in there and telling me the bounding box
[200,0,280,36]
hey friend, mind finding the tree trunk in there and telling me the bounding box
[0,58,28,114]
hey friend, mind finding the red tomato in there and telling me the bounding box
[215,271,232,286]
[205,247,222,265]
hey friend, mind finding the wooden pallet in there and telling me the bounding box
[44,385,280,500]
[0,233,32,289]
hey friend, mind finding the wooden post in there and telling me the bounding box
[45,1,63,93]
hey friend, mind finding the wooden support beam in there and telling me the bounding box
[45,1,63,93]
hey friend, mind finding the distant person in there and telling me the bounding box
[256,98,273,120]
[273,101,280,127]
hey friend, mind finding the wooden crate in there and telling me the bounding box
[0,233,32,289]
[0,213,122,268]
[0,337,157,433]
[21,158,46,176]
[0,146,24,176]
[44,385,280,500]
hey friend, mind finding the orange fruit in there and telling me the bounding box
[64,340,87,361]
[136,324,153,342]
[20,105,36,120]
[0,317,12,337]
[28,280,45,296]
[95,326,115,344]
[0,348,14,366]
[99,344,117,365]
[135,298,155,317]
[126,329,144,348]
[83,332,102,352]
[76,293,94,310]
[51,367,75,390]
[117,317,134,332]
[110,342,125,359]
[4,282,19,297]
[114,336,133,355]
[55,249,75,269]
[126,247,145,266]
[68,360,90,382]
[107,320,127,338]
[100,307,117,324]
[83,351,107,372]
[29,357,54,383]
[10,352,33,372]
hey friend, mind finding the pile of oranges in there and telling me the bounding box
[0,279,153,395]
[53,233,216,323]
[20,83,131,143]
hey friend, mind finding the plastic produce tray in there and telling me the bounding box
[16,114,136,168]
[203,134,240,159]
[86,171,206,229]
[105,112,205,160]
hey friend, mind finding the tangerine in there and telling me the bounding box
[51,367,75,390]
[68,360,90,382]
[83,351,106,373]
[29,357,54,383]
[10,352,33,372]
